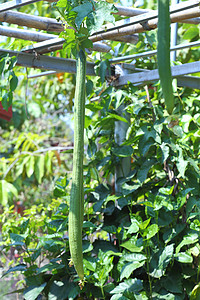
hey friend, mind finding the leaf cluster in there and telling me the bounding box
[0,54,18,110]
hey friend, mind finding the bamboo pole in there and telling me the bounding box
[0,11,64,32]
[90,7,200,43]
[0,26,112,53]
[99,1,200,34]
[0,25,56,42]
[0,4,199,36]
[0,11,139,45]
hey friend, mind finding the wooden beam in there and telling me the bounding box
[114,61,200,86]
[0,26,111,53]
[0,2,199,35]
[90,7,200,42]
[0,48,96,75]
[0,25,56,42]
[0,10,64,32]
[0,48,199,90]
[99,0,200,33]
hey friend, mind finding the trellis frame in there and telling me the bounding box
[0,0,199,88]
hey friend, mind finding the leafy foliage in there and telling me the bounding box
[0,0,200,299]
[0,54,18,110]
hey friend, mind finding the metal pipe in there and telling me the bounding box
[109,41,200,63]
[0,48,96,76]
[171,0,179,63]
[114,61,200,86]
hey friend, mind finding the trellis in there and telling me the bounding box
[0,0,199,89]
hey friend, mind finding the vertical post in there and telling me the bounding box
[170,0,179,63]
[114,103,131,194]
[114,65,131,194]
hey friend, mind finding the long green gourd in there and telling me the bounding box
[69,49,86,281]
[157,0,174,114]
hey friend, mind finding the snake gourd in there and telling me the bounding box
[157,0,175,114]
[69,49,86,281]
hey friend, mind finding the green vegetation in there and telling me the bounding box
[0,0,200,299]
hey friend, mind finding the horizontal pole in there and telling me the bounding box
[0,26,111,53]
[110,41,200,63]
[114,61,200,86]
[0,9,199,38]
[0,48,96,76]
[28,72,200,90]
[28,70,57,78]
[0,49,199,90]
[96,0,200,34]
[90,7,200,42]
[0,25,56,42]
[0,10,64,32]
[0,0,42,13]
[177,75,200,89]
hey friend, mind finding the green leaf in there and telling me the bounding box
[83,240,93,253]
[120,261,145,280]
[26,155,35,178]
[99,60,109,83]
[121,182,141,196]
[111,294,128,300]
[37,262,65,274]
[10,73,18,91]
[161,270,183,294]
[110,278,143,295]
[123,253,146,262]
[73,2,93,29]
[3,264,27,277]
[174,252,193,263]
[49,280,79,300]
[176,233,198,254]
[10,233,28,243]
[53,176,68,197]
[45,151,54,175]
[0,56,5,74]
[159,143,170,163]
[0,180,7,205]
[190,283,200,300]
[144,224,159,240]
[35,155,45,184]
[121,237,143,252]
[112,145,133,157]
[127,221,140,234]
[159,186,174,196]
[56,0,67,8]
[86,79,93,96]
[23,283,47,300]
[139,218,151,230]
[149,244,174,278]
[83,258,96,272]
[177,157,188,177]
[86,2,117,34]
[0,180,18,205]
[137,159,157,183]
[183,26,199,40]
